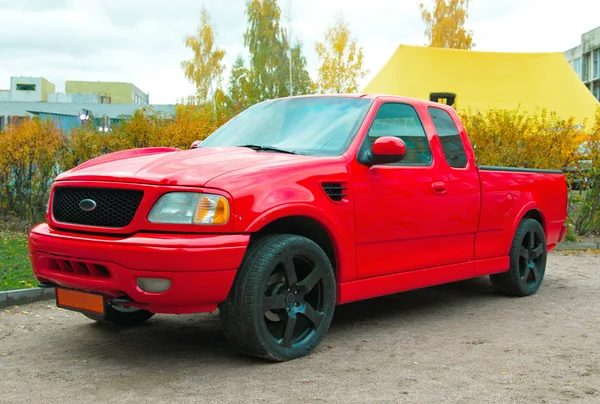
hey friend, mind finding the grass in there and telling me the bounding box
[0,231,36,291]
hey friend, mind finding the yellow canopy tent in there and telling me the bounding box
[362,45,599,126]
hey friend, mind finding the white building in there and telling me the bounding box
[564,25,600,101]
[0,76,175,132]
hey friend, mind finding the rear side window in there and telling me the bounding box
[366,103,432,166]
[428,107,467,168]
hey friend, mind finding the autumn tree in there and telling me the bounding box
[243,0,287,102]
[243,0,312,102]
[314,13,367,94]
[226,55,252,112]
[289,43,313,95]
[181,6,226,105]
[419,0,474,49]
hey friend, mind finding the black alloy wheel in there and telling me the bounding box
[219,234,336,361]
[490,218,547,296]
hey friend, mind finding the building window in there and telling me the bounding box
[593,49,600,80]
[582,54,590,81]
[16,83,36,91]
[594,84,600,101]
[573,58,582,78]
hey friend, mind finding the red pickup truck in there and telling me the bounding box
[28,94,568,361]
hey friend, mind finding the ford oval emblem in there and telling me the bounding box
[79,199,97,212]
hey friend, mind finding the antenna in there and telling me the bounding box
[287,0,293,96]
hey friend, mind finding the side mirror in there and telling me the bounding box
[190,140,202,149]
[358,136,406,166]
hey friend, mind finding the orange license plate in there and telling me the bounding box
[56,288,105,315]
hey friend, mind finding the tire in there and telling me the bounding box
[219,234,336,362]
[83,303,155,326]
[490,218,547,296]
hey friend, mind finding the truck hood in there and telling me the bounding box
[55,146,302,186]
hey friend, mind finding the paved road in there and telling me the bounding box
[1,251,599,403]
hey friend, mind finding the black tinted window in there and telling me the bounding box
[428,107,467,168]
[366,103,432,165]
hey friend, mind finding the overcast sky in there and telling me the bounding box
[0,0,598,104]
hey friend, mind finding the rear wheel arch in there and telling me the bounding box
[522,209,545,231]
[506,205,546,255]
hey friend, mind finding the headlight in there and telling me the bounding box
[147,192,230,225]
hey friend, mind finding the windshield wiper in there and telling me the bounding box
[238,144,301,155]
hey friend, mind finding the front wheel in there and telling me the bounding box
[490,218,547,296]
[219,234,336,361]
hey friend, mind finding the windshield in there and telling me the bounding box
[199,96,373,156]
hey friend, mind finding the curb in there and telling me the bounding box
[554,242,600,251]
[0,287,55,309]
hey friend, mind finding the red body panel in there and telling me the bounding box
[29,223,248,313]
[475,169,567,258]
[27,93,568,314]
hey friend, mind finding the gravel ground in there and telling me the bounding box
[1,251,599,403]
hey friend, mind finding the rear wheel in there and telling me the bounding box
[490,218,547,296]
[219,234,336,361]
[84,303,155,326]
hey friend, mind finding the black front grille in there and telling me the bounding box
[52,187,143,228]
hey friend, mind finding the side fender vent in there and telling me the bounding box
[322,182,348,202]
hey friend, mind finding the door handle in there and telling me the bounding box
[432,182,447,195]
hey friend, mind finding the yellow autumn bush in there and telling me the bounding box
[1,104,599,235]
[0,104,231,221]
[0,118,64,220]
[459,107,589,175]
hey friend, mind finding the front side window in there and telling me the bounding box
[364,102,432,166]
[428,107,468,168]
[199,96,372,157]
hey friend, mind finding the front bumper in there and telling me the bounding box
[28,223,250,314]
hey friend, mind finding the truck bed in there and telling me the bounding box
[475,165,568,260]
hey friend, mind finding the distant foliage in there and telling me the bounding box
[314,13,367,94]
[419,0,474,49]
[0,118,63,221]
[2,106,598,237]
[570,109,600,235]
[459,108,586,171]
[0,105,231,222]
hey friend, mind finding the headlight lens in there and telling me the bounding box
[148,192,230,225]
